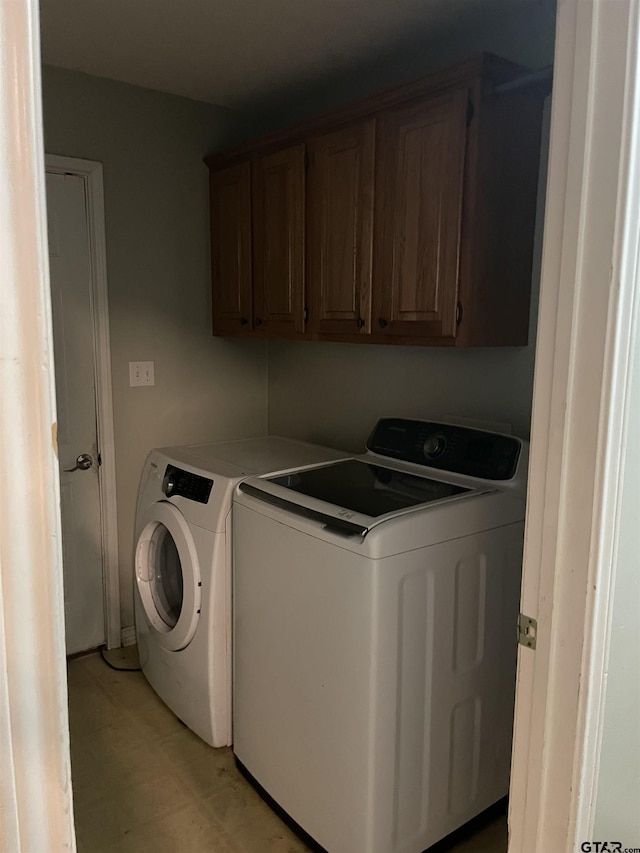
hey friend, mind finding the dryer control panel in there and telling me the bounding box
[162,464,213,503]
[367,419,521,481]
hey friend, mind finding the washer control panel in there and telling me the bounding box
[162,464,213,503]
[367,419,521,480]
[423,433,447,460]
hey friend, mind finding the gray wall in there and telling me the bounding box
[593,320,640,846]
[268,339,541,452]
[42,67,267,627]
[249,1,556,130]
[267,3,555,450]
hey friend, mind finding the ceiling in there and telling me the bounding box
[39,0,527,110]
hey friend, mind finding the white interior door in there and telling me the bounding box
[46,171,105,655]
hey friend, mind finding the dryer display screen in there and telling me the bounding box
[162,465,213,503]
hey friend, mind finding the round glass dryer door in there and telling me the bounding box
[149,524,183,628]
[135,501,201,651]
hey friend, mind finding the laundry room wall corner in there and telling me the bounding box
[41,67,268,630]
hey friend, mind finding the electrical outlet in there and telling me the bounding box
[129,361,155,387]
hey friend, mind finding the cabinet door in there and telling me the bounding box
[210,162,253,335]
[252,145,305,336]
[307,120,375,336]
[373,89,468,340]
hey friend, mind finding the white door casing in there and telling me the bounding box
[0,0,75,849]
[46,155,120,652]
[509,0,640,850]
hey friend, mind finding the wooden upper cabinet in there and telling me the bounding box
[373,88,469,341]
[207,55,546,346]
[210,162,253,335]
[252,144,306,336]
[306,120,375,336]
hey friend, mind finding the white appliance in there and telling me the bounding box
[133,436,345,748]
[233,418,529,853]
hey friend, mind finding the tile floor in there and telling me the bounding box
[68,648,508,853]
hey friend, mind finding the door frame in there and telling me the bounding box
[508,0,640,849]
[46,154,120,650]
[0,0,75,847]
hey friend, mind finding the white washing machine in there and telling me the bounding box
[233,418,529,853]
[133,436,344,748]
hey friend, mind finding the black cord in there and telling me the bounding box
[99,646,142,672]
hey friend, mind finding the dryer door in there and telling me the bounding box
[135,501,201,651]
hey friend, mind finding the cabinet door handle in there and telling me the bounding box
[356,317,365,329]
[378,318,388,329]
[255,317,263,326]
[240,317,248,326]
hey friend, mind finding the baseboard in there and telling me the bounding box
[120,625,136,646]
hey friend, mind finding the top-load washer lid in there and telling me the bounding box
[269,459,469,517]
[238,418,527,538]
[239,458,485,538]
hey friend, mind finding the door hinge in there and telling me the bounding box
[466,97,474,127]
[97,452,102,467]
[517,613,537,650]
[456,302,463,326]
[303,307,308,324]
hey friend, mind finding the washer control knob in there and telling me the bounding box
[423,434,447,459]
[162,477,176,496]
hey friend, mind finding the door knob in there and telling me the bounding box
[64,453,94,472]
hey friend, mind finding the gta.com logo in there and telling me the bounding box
[580,843,640,852]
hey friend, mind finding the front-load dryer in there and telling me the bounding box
[133,436,344,747]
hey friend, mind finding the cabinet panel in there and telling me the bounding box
[374,89,468,340]
[253,145,305,335]
[210,162,252,335]
[208,56,545,348]
[307,120,375,336]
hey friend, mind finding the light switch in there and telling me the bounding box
[129,361,155,387]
